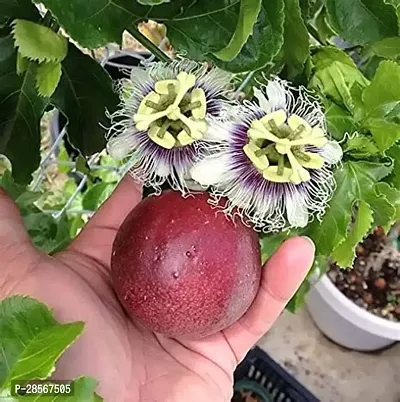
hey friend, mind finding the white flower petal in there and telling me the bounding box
[190,155,229,186]
[286,190,309,228]
[254,87,272,113]
[321,141,343,165]
[266,80,287,111]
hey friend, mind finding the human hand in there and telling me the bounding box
[0,178,314,402]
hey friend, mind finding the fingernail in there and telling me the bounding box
[301,236,315,253]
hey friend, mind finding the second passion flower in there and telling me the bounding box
[107,59,235,192]
[191,78,343,232]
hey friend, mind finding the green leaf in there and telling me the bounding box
[0,36,48,184]
[138,0,170,4]
[325,101,357,140]
[306,161,393,256]
[282,0,309,78]
[16,52,29,76]
[344,134,380,158]
[75,155,90,175]
[39,0,207,49]
[12,20,68,63]
[364,37,400,60]
[4,322,84,388]
[0,0,40,21]
[386,144,400,188]
[0,296,57,387]
[315,6,335,44]
[332,200,373,268]
[286,278,310,312]
[312,46,358,69]
[309,47,369,110]
[364,119,400,151]
[214,0,285,72]
[362,61,400,151]
[324,0,398,45]
[213,0,262,62]
[82,182,112,211]
[376,182,400,224]
[51,44,119,155]
[363,61,400,118]
[22,211,72,253]
[35,61,62,98]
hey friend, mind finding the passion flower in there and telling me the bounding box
[107,59,233,192]
[190,78,343,232]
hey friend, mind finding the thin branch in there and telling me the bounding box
[127,26,171,63]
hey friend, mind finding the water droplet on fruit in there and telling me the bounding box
[185,251,192,258]
[153,255,160,262]
[191,245,196,252]
[173,271,179,279]
[145,236,149,240]
[143,295,147,301]
[112,250,116,257]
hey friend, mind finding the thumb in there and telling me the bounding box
[0,187,33,260]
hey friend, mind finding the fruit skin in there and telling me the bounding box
[111,191,261,339]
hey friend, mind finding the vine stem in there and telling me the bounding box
[127,26,171,63]
[307,24,324,46]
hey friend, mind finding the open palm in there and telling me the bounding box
[0,178,314,402]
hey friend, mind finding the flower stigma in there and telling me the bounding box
[244,110,327,185]
[133,72,208,150]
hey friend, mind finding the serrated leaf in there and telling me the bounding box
[51,44,119,155]
[386,144,400,189]
[362,61,400,151]
[376,182,400,226]
[344,134,380,158]
[35,61,62,98]
[364,37,400,60]
[3,322,84,388]
[12,20,68,64]
[306,161,393,256]
[324,0,398,45]
[0,36,48,184]
[213,0,262,62]
[332,200,373,268]
[282,0,309,78]
[16,52,29,76]
[0,296,58,387]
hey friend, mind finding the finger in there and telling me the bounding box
[67,175,142,268]
[223,236,314,362]
[0,187,34,261]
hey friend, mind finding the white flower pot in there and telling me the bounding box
[306,275,400,351]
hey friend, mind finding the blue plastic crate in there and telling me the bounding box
[233,347,320,402]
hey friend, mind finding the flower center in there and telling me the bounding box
[133,72,208,149]
[244,110,328,184]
